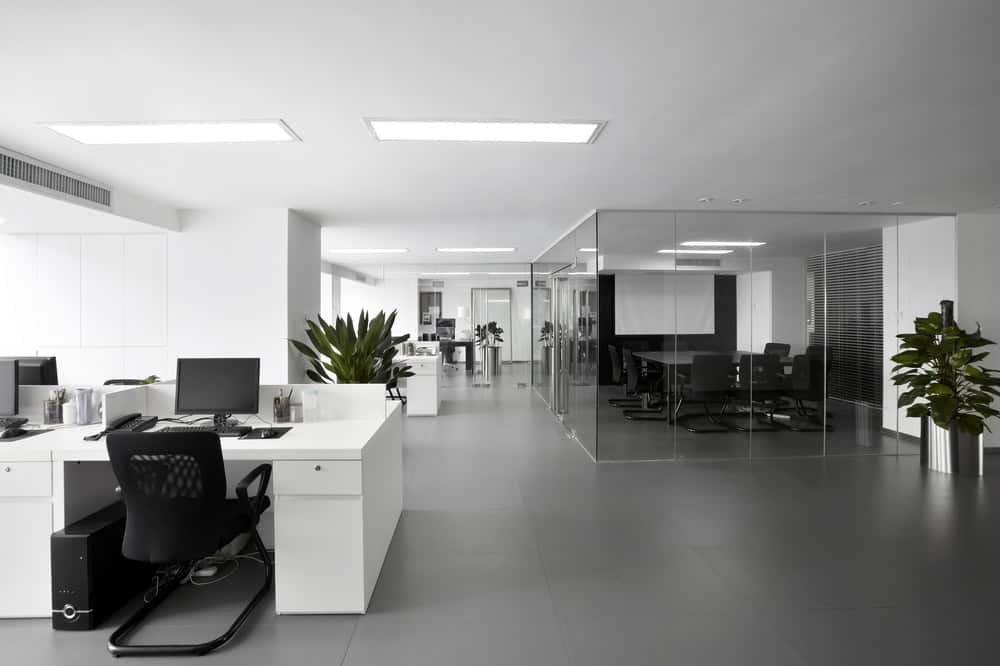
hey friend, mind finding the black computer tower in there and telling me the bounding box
[51,502,153,630]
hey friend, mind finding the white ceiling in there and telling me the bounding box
[1,1,998,262]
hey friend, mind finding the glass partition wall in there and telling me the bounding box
[533,210,952,462]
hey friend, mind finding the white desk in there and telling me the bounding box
[0,383,403,618]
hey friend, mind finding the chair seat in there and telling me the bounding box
[219,496,270,547]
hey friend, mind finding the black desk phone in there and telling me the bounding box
[82,413,158,441]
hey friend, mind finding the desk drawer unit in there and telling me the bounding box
[273,460,362,496]
[0,462,52,497]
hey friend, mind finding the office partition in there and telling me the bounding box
[533,210,954,462]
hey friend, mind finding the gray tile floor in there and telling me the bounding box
[4,365,999,665]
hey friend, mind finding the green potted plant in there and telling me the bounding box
[891,300,1000,476]
[289,309,413,385]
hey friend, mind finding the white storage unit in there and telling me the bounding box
[400,354,441,416]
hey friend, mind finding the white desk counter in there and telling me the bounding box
[0,384,403,619]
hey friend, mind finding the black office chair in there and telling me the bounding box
[763,342,791,358]
[386,376,407,404]
[104,379,147,386]
[782,354,832,432]
[621,349,667,419]
[106,432,273,657]
[607,345,642,407]
[674,354,735,433]
[731,354,786,431]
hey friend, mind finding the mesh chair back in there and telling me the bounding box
[607,345,623,384]
[623,349,640,392]
[689,355,735,394]
[763,342,791,357]
[790,354,824,400]
[107,432,229,564]
[738,354,784,391]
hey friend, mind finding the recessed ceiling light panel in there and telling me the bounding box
[365,119,604,143]
[42,119,300,145]
[422,272,472,276]
[681,241,766,247]
[436,247,516,253]
[578,247,597,252]
[657,249,733,255]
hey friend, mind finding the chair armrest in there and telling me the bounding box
[236,464,272,522]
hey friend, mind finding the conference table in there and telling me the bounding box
[634,350,793,369]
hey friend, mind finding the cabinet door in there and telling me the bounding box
[123,235,167,346]
[36,236,81,347]
[274,496,364,613]
[0,500,52,618]
[81,235,124,346]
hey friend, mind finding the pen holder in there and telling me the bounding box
[273,397,291,423]
[43,399,61,425]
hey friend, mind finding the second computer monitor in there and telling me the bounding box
[175,358,261,418]
[0,360,18,417]
[0,356,58,385]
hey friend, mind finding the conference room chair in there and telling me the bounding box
[607,345,645,407]
[731,354,786,431]
[673,354,736,433]
[386,375,407,404]
[621,348,668,420]
[763,342,791,358]
[782,354,832,432]
[105,432,273,657]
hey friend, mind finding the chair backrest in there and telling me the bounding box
[738,354,784,390]
[107,432,229,564]
[763,342,791,357]
[690,355,735,392]
[104,379,146,386]
[607,345,623,384]
[790,354,824,398]
[623,349,641,392]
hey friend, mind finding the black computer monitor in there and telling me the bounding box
[0,357,58,385]
[436,318,456,340]
[175,358,261,428]
[0,360,18,417]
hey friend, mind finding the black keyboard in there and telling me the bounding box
[159,425,252,438]
[0,417,28,430]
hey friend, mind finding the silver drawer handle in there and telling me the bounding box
[314,465,322,472]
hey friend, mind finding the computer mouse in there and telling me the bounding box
[0,428,28,440]
[259,429,278,439]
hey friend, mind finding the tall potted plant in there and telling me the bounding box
[474,321,504,380]
[891,300,1000,476]
[289,309,413,385]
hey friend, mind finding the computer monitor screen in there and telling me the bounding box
[174,358,261,416]
[0,357,57,385]
[0,360,18,417]
[436,318,456,339]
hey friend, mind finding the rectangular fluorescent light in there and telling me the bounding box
[578,248,597,252]
[366,119,604,144]
[681,241,766,247]
[42,119,300,144]
[422,272,471,276]
[657,249,733,255]
[436,247,515,253]
[329,248,409,254]
[487,272,531,275]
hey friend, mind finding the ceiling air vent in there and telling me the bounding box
[0,146,112,209]
[676,258,722,268]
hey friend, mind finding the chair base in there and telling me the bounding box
[676,399,733,433]
[108,529,273,658]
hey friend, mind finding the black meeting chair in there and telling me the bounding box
[731,354,786,431]
[674,354,736,433]
[607,345,641,407]
[621,349,667,419]
[106,432,273,657]
[763,342,791,358]
[386,376,407,404]
[782,354,832,432]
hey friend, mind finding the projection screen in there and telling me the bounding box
[614,273,716,335]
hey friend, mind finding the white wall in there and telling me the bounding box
[0,233,169,384]
[339,276,419,342]
[882,217,957,436]
[736,271,773,353]
[169,209,319,384]
[956,213,1000,447]
[286,211,321,382]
